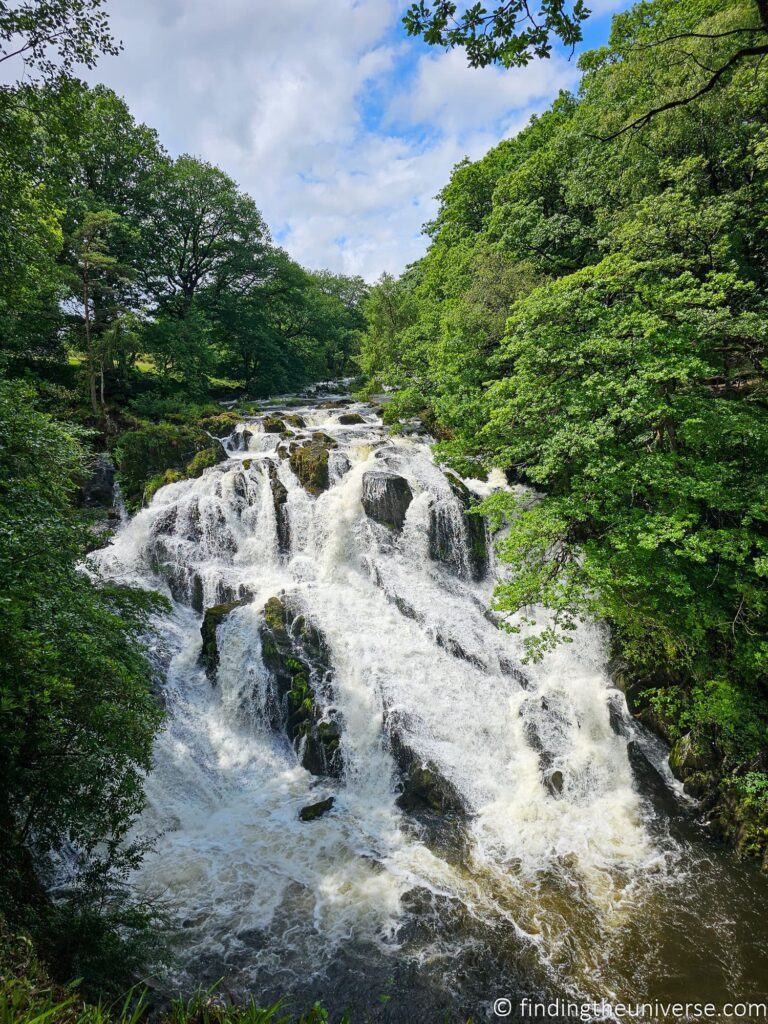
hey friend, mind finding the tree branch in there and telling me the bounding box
[595,43,768,141]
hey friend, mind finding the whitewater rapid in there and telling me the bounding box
[92,388,768,1020]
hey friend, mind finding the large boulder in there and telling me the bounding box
[429,474,488,581]
[338,412,364,425]
[259,595,342,776]
[200,595,253,681]
[361,470,413,531]
[289,440,333,496]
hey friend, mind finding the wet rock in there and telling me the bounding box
[284,414,306,428]
[607,691,631,737]
[311,431,338,447]
[200,595,253,681]
[338,412,364,425]
[521,696,569,797]
[390,732,464,815]
[259,595,342,776]
[266,461,290,553]
[361,470,413,531]
[428,474,488,581]
[627,741,680,815]
[151,505,178,536]
[289,441,332,496]
[544,770,564,796]
[79,453,115,508]
[262,415,286,433]
[299,796,334,821]
[231,427,253,451]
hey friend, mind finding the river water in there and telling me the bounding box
[93,386,768,1022]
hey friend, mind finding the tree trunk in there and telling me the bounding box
[83,265,99,417]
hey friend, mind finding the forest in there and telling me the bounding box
[2,0,768,1021]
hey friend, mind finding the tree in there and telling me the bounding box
[0,0,119,84]
[404,0,768,138]
[144,155,271,316]
[70,210,136,415]
[0,380,164,910]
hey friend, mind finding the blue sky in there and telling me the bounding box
[85,0,629,280]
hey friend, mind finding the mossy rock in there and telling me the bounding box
[284,413,306,428]
[338,412,364,425]
[311,431,338,448]
[262,415,286,433]
[390,732,464,815]
[198,411,242,437]
[186,445,224,478]
[200,596,252,681]
[289,442,331,496]
[259,595,342,776]
[144,468,185,505]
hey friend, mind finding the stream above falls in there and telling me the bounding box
[93,384,768,1023]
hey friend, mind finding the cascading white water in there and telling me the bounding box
[92,390,768,1019]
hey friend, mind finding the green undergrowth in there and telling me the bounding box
[0,923,349,1024]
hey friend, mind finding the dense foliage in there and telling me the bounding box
[365,0,768,854]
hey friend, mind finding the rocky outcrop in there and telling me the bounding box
[429,474,488,581]
[259,595,342,776]
[390,732,464,815]
[79,453,115,508]
[299,796,334,821]
[266,461,290,553]
[289,438,336,496]
[200,595,253,681]
[361,470,413,531]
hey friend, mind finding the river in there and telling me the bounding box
[93,385,768,1022]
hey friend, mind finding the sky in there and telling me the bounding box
[81,0,629,281]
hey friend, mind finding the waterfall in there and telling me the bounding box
[91,390,768,1018]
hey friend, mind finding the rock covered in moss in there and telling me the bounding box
[186,445,224,478]
[338,412,365,425]
[262,415,286,433]
[289,440,333,496]
[200,595,252,681]
[259,595,342,776]
[361,470,413,531]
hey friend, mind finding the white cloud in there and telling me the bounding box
[65,0,597,279]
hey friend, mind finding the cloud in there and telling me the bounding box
[58,0,618,279]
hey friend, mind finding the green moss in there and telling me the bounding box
[144,468,185,505]
[289,442,330,496]
[186,445,223,478]
[262,415,286,433]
